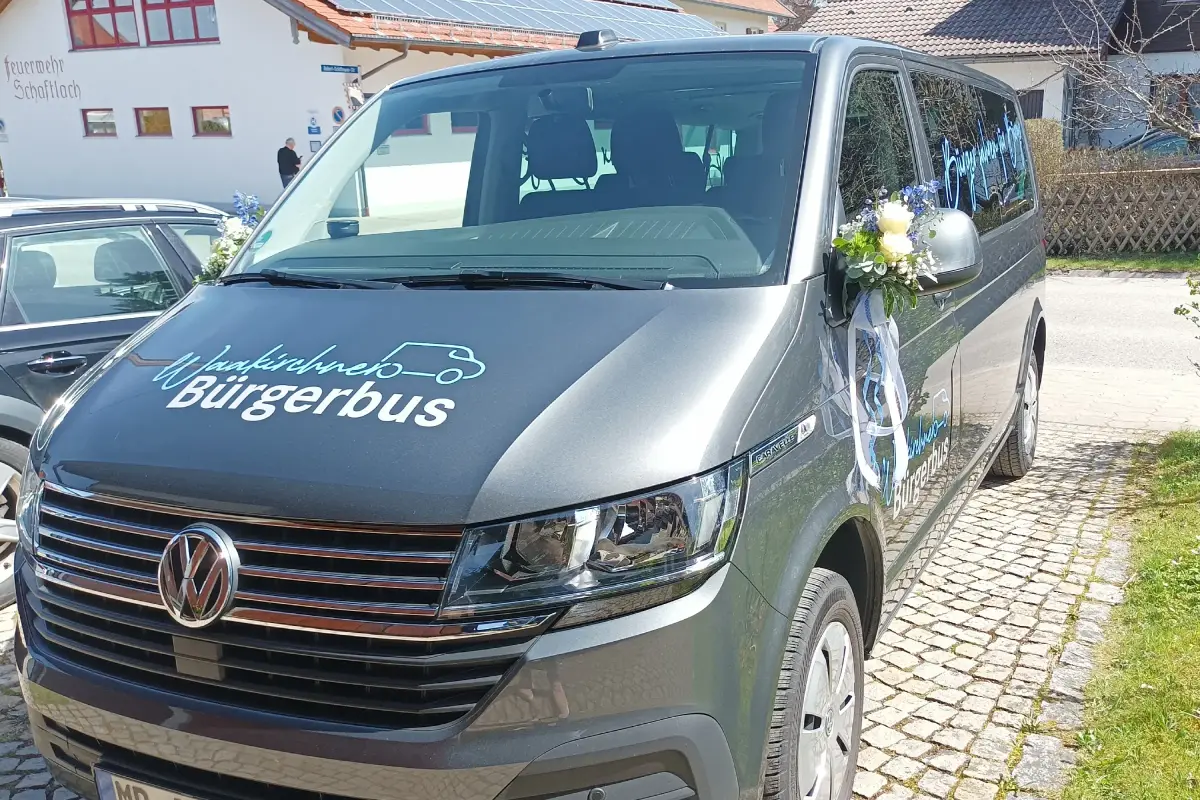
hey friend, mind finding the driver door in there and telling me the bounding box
[834,63,964,616]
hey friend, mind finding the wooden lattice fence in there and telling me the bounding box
[1042,169,1200,255]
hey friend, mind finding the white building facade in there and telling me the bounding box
[0,0,739,208]
[0,0,362,206]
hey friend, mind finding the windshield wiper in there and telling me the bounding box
[219,268,400,290]
[397,271,669,290]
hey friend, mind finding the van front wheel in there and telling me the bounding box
[762,568,864,800]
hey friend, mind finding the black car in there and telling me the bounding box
[0,198,222,604]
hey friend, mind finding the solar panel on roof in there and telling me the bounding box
[328,0,723,41]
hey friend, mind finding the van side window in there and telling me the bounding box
[838,71,918,213]
[910,72,1033,233]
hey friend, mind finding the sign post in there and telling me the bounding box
[321,65,360,75]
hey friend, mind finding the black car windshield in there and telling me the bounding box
[232,51,816,288]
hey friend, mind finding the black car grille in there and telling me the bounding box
[24,483,553,729]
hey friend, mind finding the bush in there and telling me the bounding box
[1025,119,1064,184]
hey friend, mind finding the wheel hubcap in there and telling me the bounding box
[798,621,856,800]
[1022,363,1039,454]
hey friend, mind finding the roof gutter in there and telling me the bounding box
[951,50,1094,63]
[348,34,549,54]
[260,0,352,46]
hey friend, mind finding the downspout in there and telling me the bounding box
[360,41,410,81]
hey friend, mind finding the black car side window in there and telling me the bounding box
[837,70,918,214]
[4,225,181,326]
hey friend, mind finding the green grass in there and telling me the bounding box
[1048,253,1200,272]
[1064,432,1200,800]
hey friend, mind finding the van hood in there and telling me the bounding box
[42,283,804,525]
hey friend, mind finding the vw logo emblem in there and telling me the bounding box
[158,523,240,629]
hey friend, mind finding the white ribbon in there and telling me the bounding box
[847,289,910,490]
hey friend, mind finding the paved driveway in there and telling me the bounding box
[0,274,1192,800]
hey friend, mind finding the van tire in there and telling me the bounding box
[0,438,28,610]
[991,350,1040,479]
[762,568,864,800]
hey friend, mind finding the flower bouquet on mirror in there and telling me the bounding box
[834,181,941,318]
[832,181,942,495]
[196,191,264,284]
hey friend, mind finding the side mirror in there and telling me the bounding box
[916,208,983,295]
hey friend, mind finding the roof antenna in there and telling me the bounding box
[577,29,619,50]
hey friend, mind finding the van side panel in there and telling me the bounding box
[903,63,1047,479]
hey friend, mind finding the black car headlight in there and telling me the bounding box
[16,458,43,552]
[442,459,746,622]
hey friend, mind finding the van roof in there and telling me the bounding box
[380,33,1011,97]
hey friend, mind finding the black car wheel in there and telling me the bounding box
[0,438,28,609]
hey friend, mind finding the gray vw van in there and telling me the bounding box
[13,32,1045,800]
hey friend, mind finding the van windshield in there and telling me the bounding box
[234,51,816,288]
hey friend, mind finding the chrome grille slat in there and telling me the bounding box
[41,502,174,539]
[34,562,540,639]
[45,482,462,537]
[35,546,159,587]
[236,565,446,591]
[34,585,535,668]
[38,587,535,671]
[232,589,439,617]
[235,540,454,564]
[39,524,163,562]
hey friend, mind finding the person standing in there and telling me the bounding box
[277,138,302,188]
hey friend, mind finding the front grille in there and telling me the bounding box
[25,483,553,729]
[36,484,462,625]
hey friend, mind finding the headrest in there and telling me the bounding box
[94,238,158,283]
[13,250,57,292]
[761,92,801,156]
[610,111,683,174]
[526,114,598,181]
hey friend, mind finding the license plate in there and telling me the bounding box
[95,769,204,800]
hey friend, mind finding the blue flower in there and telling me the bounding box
[231,191,262,229]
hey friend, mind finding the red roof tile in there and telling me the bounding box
[800,0,1127,59]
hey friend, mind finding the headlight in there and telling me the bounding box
[16,458,43,552]
[442,459,746,619]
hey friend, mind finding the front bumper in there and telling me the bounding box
[17,558,772,800]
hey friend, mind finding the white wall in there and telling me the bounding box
[674,0,769,34]
[1096,51,1200,147]
[967,59,1067,122]
[0,0,349,207]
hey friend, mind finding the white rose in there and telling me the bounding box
[877,201,915,236]
[879,232,914,262]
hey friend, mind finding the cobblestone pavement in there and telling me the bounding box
[851,423,1136,800]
